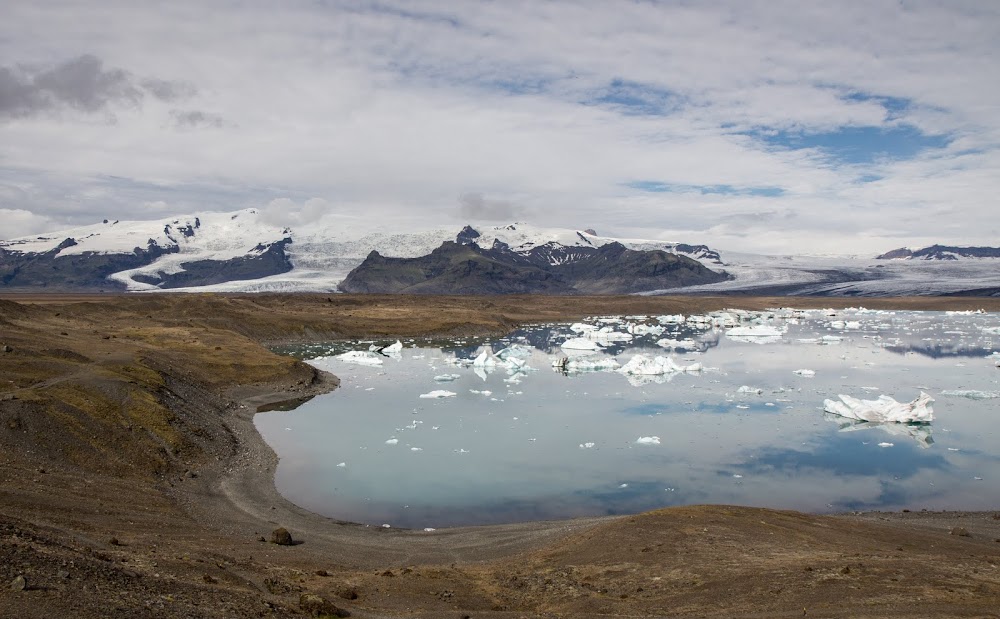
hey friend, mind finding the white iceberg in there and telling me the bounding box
[586,326,633,342]
[419,390,457,399]
[628,323,665,336]
[736,385,763,395]
[552,356,620,373]
[636,436,661,445]
[726,324,785,344]
[823,392,934,423]
[383,340,403,353]
[472,351,497,367]
[579,442,596,449]
[335,350,385,366]
[433,373,461,382]
[561,337,603,352]
[618,354,702,376]
[385,438,399,445]
[656,314,685,324]
[793,369,816,377]
[569,322,597,333]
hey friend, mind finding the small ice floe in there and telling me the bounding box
[732,474,743,479]
[382,524,391,528]
[385,438,399,445]
[560,337,603,352]
[940,389,1000,400]
[333,350,385,365]
[473,351,497,368]
[628,323,665,336]
[454,448,469,453]
[657,314,685,324]
[383,340,404,353]
[793,369,816,377]
[410,447,423,452]
[619,483,629,488]
[336,462,346,467]
[433,373,461,382]
[423,527,436,532]
[736,385,763,395]
[419,390,457,399]
[551,356,620,373]
[820,335,843,344]
[877,442,894,447]
[726,325,785,344]
[579,442,596,449]
[618,354,702,376]
[469,389,492,396]
[569,322,597,333]
[636,436,661,445]
[587,326,633,342]
[823,392,934,423]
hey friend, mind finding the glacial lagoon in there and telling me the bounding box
[259,309,1000,529]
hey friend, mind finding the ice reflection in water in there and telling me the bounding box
[260,308,1000,528]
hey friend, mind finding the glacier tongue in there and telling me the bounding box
[823,392,934,423]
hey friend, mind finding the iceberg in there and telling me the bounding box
[561,337,603,352]
[656,338,697,350]
[636,436,661,445]
[419,390,457,399]
[335,350,385,366]
[793,369,816,377]
[618,354,702,376]
[726,325,785,344]
[552,356,620,373]
[736,385,763,395]
[472,351,497,367]
[383,340,403,353]
[433,373,461,382]
[823,392,934,423]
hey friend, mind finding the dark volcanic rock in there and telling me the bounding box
[300,592,350,617]
[877,244,1000,260]
[340,240,728,295]
[151,238,293,289]
[0,239,177,291]
[271,527,294,546]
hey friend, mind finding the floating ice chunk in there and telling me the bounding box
[657,314,685,324]
[821,335,843,344]
[618,354,702,376]
[561,337,603,352]
[423,528,436,532]
[469,389,492,396]
[619,483,629,488]
[336,462,346,467]
[334,350,385,365]
[636,436,661,445]
[579,442,596,449]
[410,447,423,451]
[495,344,532,361]
[569,322,597,333]
[628,323,665,336]
[587,327,633,342]
[877,442,894,447]
[433,373,461,382]
[823,392,934,423]
[732,474,743,479]
[793,369,816,377]
[419,390,457,399]
[383,340,403,353]
[940,389,1000,400]
[726,325,785,344]
[737,385,763,395]
[385,438,399,445]
[552,356,620,373]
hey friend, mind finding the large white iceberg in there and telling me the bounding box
[823,392,934,423]
[618,354,702,376]
[552,356,620,373]
[561,337,603,352]
[382,340,404,353]
[726,325,785,344]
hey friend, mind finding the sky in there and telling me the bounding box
[1,0,998,256]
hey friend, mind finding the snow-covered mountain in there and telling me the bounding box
[3,209,1000,296]
[876,244,1000,261]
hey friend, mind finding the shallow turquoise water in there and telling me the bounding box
[259,309,1000,529]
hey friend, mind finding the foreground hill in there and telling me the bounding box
[1,293,998,618]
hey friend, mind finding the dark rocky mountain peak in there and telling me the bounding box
[876,244,1000,260]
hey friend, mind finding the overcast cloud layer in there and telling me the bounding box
[1,0,998,255]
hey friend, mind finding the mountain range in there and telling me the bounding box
[2,209,999,296]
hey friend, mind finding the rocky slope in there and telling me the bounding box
[339,239,730,294]
[877,244,1000,260]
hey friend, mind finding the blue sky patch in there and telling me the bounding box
[753,125,951,164]
[588,78,680,116]
[627,181,785,197]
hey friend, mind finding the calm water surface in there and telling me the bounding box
[259,308,1000,529]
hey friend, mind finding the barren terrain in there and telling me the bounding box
[2,293,999,618]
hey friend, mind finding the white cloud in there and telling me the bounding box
[0,1,998,254]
